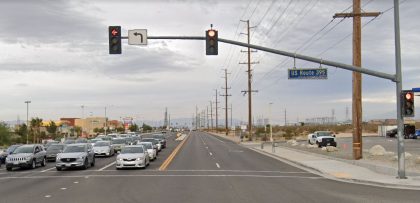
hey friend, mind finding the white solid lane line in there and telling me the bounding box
[41,167,56,172]
[216,163,220,168]
[98,161,116,171]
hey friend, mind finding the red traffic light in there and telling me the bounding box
[111,29,119,36]
[405,92,413,101]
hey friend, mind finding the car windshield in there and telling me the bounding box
[13,146,33,154]
[90,139,101,143]
[317,132,332,136]
[140,143,152,149]
[112,139,125,144]
[75,139,88,143]
[142,139,157,144]
[7,145,20,153]
[64,140,75,144]
[63,145,86,153]
[95,142,110,147]
[121,147,144,154]
[47,145,64,151]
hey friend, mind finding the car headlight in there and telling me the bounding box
[78,156,85,160]
[25,156,32,160]
[136,157,142,161]
[117,158,123,161]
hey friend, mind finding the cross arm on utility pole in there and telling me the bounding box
[333,12,381,18]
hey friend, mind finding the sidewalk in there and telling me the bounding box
[209,132,420,190]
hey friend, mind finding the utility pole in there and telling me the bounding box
[215,89,220,132]
[195,105,198,130]
[230,103,233,129]
[206,106,209,129]
[81,105,85,138]
[104,107,107,135]
[240,20,258,141]
[269,103,273,142]
[334,0,380,160]
[209,101,213,130]
[221,68,232,136]
[25,101,31,144]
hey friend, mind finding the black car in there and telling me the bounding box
[152,134,167,148]
[46,144,66,162]
[0,144,22,164]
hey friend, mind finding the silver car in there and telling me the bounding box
[93,141,115,157]
[138,142,157,161]
[111,138,126,152]
[56,143,95,171]
[5,144,47,171]
[116,145,149,169]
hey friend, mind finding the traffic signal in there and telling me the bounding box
[206,29,218,55]
[109,26,121,54]
[402,90,415,117]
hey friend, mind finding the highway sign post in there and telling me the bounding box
[288,68,328,80]
[128,29,147,45]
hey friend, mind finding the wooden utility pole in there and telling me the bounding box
[221,69,232,136]
[334,0,380,160]
[209,101,213,130]
[215,89,220,132]
[240,20,258,140]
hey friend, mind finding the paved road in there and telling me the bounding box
[0,132,419,203]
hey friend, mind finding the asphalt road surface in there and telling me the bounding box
[0,132,419,203]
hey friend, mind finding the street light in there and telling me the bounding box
[24,101,31,144]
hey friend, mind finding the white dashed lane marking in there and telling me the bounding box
[216,163,220,168]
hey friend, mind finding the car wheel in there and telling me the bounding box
[83,159,89,170]
[56,167,62,171]
[31,159,36,169]
[91,157,95,167]
[316,142,322,148]
[41,157,46,167]
[6,167,12,171]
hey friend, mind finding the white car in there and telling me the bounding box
[93,141,115,157]
[116,145,149,169]
[308,131,337,147]
[138,142,157,161]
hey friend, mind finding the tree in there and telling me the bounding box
[93,128,105,134]
[116,127,125,133]
[30,117,43,143]
[142,123,152,132]
[46,121,58,136]
[129,123,139,132]
[15,123,27,137]
[0,122,11,146]
[74,126,82,137]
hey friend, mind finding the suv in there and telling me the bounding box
[55,143,95,170]
[308,131,337,148]
[5,144,47,171]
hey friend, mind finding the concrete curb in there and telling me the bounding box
[268,144,420,177]
[248,146,420,191]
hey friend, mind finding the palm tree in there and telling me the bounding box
[30,117,43,143]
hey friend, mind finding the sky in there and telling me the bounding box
[0,0,419,125]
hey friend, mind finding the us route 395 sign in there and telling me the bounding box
[128,29,147,45]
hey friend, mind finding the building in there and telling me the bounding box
[75,117,106,137]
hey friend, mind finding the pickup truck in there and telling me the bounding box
[308,131,337,148]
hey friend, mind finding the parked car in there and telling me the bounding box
[111,138,126,152]
[386,128,398,138]
[88,138,102,147]
[0,144,22,164]
[116,145,149,169]
[46,144,66,162]
[404,124,416,139]
[63,139,76,145]
[93,141,115,157]
[138,142,157,161]
[55,143,95,171]
[44,141,60,149]
[5,144,47,171]
[141,138,161,153]
[307,131,337,147]
[75,138,88,143]
[123,137,134,145]
[415,130,420,139]
[152,134,167,148]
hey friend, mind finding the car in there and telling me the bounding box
[307,131,337,148]
[404,124,416,139]
[152,134,167,148]
[386,128,398,138]
[44,141,60,149]
[116,145,149,169]
[5,144,47,171]
[138,142,157,161]
[111,138,126,152]
[55,143,95,171]
[415,130,420,139]
[46,144,66,162]
[63,139,76,144]
[93,141,115,157]
[88,138,102,147]
[75,138,88,143]
[123,137,134,145]
[141,138,161,153]
[0,144,22,164]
